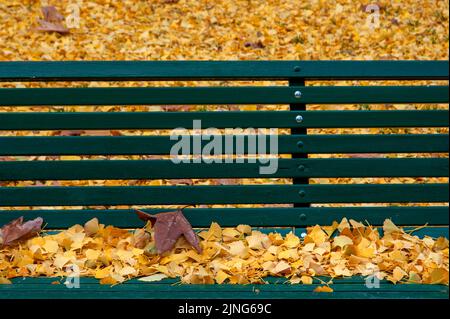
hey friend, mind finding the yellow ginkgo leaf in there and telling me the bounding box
[139,273,168,282]
[313,285,333,293]
[383,219,401,234]
[306,225,328,245]
[53,255,71,269]
[284,233,300,248]
[300,275,313,284]
[43,239,59,254]
[215,270,229,284]
[332,235,353,249]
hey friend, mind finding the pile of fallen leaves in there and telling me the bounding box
[0,217,448,286]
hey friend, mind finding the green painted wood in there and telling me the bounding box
[0,134,447,155]
[0,207,447,228]
[290,78,310,210]
[0,281,447,299]
[10,270,450,285]
[2,281,447,292]
[1,158,447,181]
[1,110,448,130]
[0,281,446,292]
[0,61,448,81]
[2,277,329,285]
[0,86,448,106]
[0,184,447,206]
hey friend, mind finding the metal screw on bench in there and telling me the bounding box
[298,190,306,197]
[293,66,301,72]
[299,213,307,221]
[298,164,306,172]
[294,90,302,98]
[295,115,303,123]
[297,141,304,148]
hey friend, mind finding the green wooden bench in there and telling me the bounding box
[0,61,448,299]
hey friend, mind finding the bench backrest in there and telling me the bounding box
[0,61,448,229]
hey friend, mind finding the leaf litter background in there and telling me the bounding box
[0,0,448,287]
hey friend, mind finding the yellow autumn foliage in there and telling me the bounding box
[0,218,448,286]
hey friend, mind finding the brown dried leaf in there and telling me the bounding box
[168,179,194,186]
[57,130,85,136]
[41,6,65,22]
[36,6,69,34]
[36,20,70,34]
[136,210,157,225]
[161,105,192,112]
[244,40,265,49]
[136,209,202,254]
[348,153,385,158]
[1,217,43,247]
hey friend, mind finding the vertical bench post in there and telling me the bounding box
[289,76,310,214]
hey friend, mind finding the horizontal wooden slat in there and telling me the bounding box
[0,61,448,81]
[0,184,447,206]
[0,207,447,227]
[0,86,447,106]
[9,272,450,287]
[1,283,448,299]
[0,134,447,155]
[1,110,448,130]
[0,276,407,285]
[0,158,447,181]
[8,273,449,285]
[6,269,450,284]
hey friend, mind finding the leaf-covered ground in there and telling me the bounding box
[1,0,448,61]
